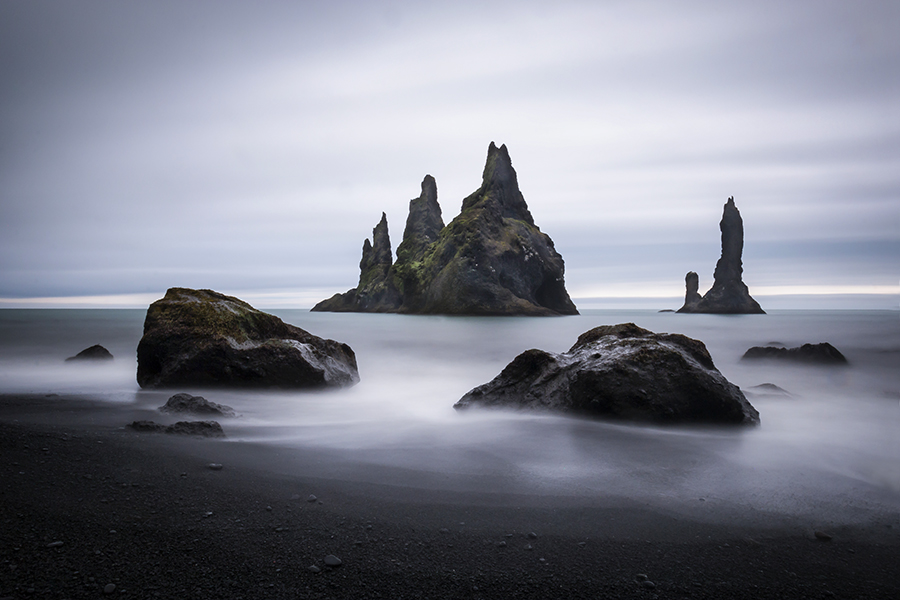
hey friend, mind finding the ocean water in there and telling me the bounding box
[1,308,898,528]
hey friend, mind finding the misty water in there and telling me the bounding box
[1,308,898,530]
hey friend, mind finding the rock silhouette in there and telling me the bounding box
[313,143,578,316]
[678,197,764,314]
[65,344,113,362]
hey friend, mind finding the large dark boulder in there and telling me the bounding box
[455,323,759,426]
[159,393,236,417]
[678,197,764,314]
[312,143,578,316]
[742,343,848,365]
[137,288,359,389]
[65,344,113,362]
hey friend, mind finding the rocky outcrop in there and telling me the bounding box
[159,393,236,417]
[454,323,759,426]
[312,143,578,316]
[742,343,848,365]
[128,420,226,437]
[65,345,113,361]
[137,288,359,389]
[678,197,764,314]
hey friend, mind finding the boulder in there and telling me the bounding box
[128,420,226,437]
[159,393,236,417]
[678,197,764,314]
[137,288,359,389]
[742,343,848,365]
[455,323,759,425]
[65,344,113,362]
[313,143,578,316]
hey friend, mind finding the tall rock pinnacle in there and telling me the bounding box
[678,197,764,314]
[312,143,578,316]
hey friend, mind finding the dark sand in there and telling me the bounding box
[1,394,897,599]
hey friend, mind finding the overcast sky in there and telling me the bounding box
[1,0,897,308]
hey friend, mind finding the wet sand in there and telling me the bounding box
[1,393,897,599]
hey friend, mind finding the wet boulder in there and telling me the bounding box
[137,288,359,389]
[128,420,226,437]
[65,344,114,362]
[741,343,848,365]
[455,323,759,425]
[159,393,236,417]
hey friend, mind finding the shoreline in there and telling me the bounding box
[2,393,898,599]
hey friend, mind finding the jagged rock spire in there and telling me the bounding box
[678,197,764,314]
[396,175,444,263]
[461,142,535,224]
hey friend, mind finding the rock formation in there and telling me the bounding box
[312,143,578,316]
[159,393,236,417]
[678,197,764,314]
[65,344,113,361]
[742,343,848,365]
[137,288,359,389]
[454,323,759,425]
[128,420,226,437]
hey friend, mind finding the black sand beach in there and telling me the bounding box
[2,394,897,599]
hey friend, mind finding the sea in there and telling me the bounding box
[1,308,898,530]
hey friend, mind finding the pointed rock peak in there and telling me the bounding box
[482,141,517,189]
[421,174,437,201]
[398,175,444,261]
[361,212,393,271]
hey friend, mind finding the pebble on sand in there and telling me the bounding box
[103,583,116,594]
[208,463,223,470]
[323,554,342,567]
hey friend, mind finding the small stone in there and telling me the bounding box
[266,506,272,511]
[103,583,116,594]
[524,544,533,551]
[636,574,649,582]
[207,463,223,470]
[46,541,64,548]
[642,580,656,589]
[439,528,450,534]
[308,565,321,573]
[527,532,538,539]
[323,555,342,567]
[498,541,507,548]
[307,494,318,503]
[814,531,833,541]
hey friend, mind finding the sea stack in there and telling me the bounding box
[313,143,578,316]
[678,197,764,314]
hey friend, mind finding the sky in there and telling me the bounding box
[1,0,898,309]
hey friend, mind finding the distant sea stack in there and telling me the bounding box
[678,197,764,314]
[313,143,578,316]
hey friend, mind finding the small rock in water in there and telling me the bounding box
[103,583,116,594]
[207,463,223,470]
[323,554,342,567]
[307,494,318,503]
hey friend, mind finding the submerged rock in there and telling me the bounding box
[678,197,764,314]
[137,288,359,389]
[742,343,848,365]
[159,393,236,417]
[455,323,759,425]
[65,344,114,362]
[313,143,578,316]
[128,420,225,437]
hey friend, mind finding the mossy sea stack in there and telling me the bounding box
[313,143,578,316]
[678,197,764,314]
[137,288,359,389]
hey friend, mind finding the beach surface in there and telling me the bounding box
[2,393,897,599]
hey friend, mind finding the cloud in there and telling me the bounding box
[0,0,897,305]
